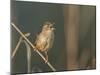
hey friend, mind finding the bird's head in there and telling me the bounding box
[42,21,55,31]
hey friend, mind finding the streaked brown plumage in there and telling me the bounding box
[34,22,55,63]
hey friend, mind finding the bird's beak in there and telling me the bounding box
[49,23,55,30]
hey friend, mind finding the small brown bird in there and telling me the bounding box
[34,21,55,63]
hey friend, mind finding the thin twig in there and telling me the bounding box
[11,22,56,72]
[11,37,22,59]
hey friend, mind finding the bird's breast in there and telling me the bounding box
[35,30,54,52]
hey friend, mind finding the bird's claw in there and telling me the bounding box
[45,59,48,63]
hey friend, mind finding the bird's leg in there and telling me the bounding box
[44,51,48,63]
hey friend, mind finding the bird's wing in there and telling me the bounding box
[34,33,47,51]
[34,33,41,46]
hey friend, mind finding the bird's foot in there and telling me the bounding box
[45,59,48,63]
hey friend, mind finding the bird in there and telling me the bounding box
[34,21,55,63]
